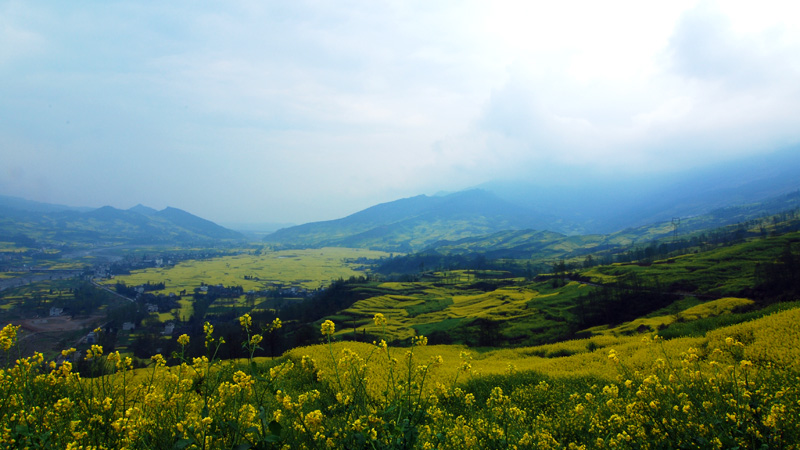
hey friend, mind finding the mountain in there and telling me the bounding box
[0,195,93,215]
[482,146,800,234]
[0,198,244,245]
[390,190,800,269]
[154,207,243,240]
[264,148,800,253]
[128,204,158,216]
[264,189,559,252]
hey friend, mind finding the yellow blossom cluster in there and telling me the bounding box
[0,306,799,449]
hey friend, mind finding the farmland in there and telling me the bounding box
[102,247,392,321]
[104,247,391,293]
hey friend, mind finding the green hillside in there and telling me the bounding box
[282,226,800,351]
[3,195,800,449]
[376,195,800,278]
[0,203,244,246]
[263,190,558,252]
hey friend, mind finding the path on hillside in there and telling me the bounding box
[91,280,135,302]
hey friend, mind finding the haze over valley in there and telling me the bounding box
[3,2,800,448]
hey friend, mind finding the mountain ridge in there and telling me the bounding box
[263,189,558,251]
[264,149,800,251]
[0,197,244,245]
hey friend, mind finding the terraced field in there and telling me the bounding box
[103,247,392,320]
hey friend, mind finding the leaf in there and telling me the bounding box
[268,420,282,436]
[173,438,193,450]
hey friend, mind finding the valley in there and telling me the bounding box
[1,184,800,449]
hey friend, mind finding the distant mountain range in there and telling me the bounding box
[4,147,799,251]
[0,196,243,245]
[264,190,562,252]
[264,148,800,252]
[481,146,800,234]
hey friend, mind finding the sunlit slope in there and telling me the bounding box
[102,247,391,319]
[323,272,767,347]
[104,248,390,293]
[324,277,584,345]
[288,304,800,385]
[585,230,800,297]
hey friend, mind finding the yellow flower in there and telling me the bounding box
[465,393,475,406]
[373,313,387,327]
[233,370,254,389]
[321,320,335,336]
[239,314,252,328]
[250,334,263,346]
[305,410,324,432]
[271,317,283,331]
[151,354,166,367]
[86,344,103,359]
[107,351,121,365]
[177,334,190,346]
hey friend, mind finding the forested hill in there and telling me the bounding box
[483,146,800,234]
[0,197,244,245]
[263,189,559,252]
[264,179,800,254]
[421,191,800,259]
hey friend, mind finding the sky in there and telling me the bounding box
[2,0,800,226]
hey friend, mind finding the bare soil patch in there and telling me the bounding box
[17,315,104,333]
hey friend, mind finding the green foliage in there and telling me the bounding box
[403,297,453,318]
[658,301,800,339]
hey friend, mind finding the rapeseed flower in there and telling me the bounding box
[321,320,335,336]
[177,334,190,346]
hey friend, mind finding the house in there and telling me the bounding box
[49,306,64,317]
[146,303,159,313]
[122,322,136,331]
[162,322,175,336]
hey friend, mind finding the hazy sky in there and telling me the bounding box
[2,1,800,225]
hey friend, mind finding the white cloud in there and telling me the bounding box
[1,0,800,223]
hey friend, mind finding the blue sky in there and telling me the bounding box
[2,1,800,225]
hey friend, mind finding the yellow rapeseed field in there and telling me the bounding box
[1,306,799,449]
